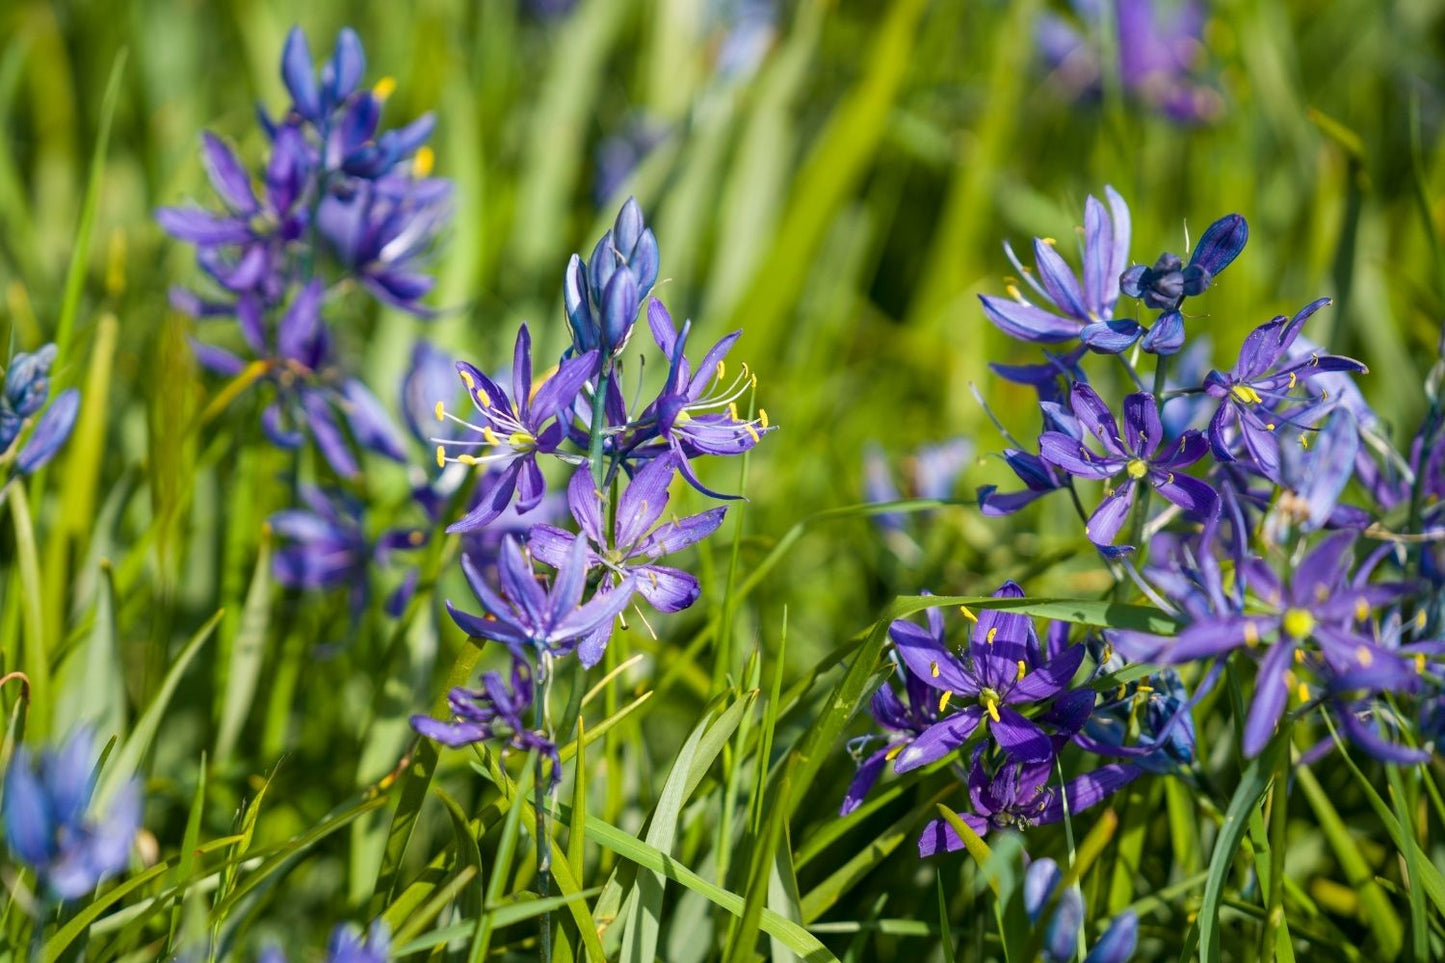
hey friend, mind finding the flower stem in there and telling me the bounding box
[534,653,554,963]
[588,361,612,487]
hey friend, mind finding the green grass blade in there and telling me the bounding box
[214,524,273,761]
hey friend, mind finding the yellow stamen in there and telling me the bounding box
[373,76,397,100]
[435,445,446,468]
[746,424,761,443]
[413,145,435,177]
[728,402,739,421]
[938,690,953,713]
[759,408,770,429]
[886,743,904,761]
[482,426,500,446]
[458,453,479,466]
[1016,660,1027,682]
[986,627,998,645]
[1418,610,1430,630]
[716,360,726,380]
[1354,597,1370,622]
[1041,236,1058,246]
[1006,283,1024,301]
[1288,371,1298,388]
[1297,681,1310,703]
[1244,622,1261,647]
[1230,384,1263,405]
[1293,648,1304,664]
[434,401,445,422]
[1416,653,1428,673]
[929,662,940,678]
[959,606,978,622]
[1300,433,1312,450]
[984,697,1001,723]
[1264,423,1276,431]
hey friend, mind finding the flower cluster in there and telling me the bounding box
[2,729,142,902]
[412,199,772,771]
[845,185,1445,885]
[158,26,448,479]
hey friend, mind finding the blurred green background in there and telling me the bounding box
[3,0,1445,952]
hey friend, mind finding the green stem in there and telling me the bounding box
[1259,744,1289,960]
[534,653,554,963]
[6,481,49,735]
[587,361,612,486]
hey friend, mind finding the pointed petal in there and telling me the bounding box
[895,708,983,773]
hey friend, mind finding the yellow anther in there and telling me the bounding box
[1126,458,1149,480]
[1282,608,1315,640]
[435,445,446,468]
[1418,610,1430,630]
[749,372,758,389]
[1136,684,1154,694]
[434,401,445,422]
[1230,384,1263,405]
[1293,648,1304,664]
[482,426,501,446]
[1296,682,1310,703]
[759,408,770,428]
[1354,597,1370,622]
[1264,423,1276,431]
[986,627,998,645]
[1041,236,1058,246]
[413,145,435,177]
[1300,433,1312,450]
[408,530,425,546]
[984,698,1001,723]
[746,424,760,443]
[885,743,904,761]
[716,360,726,380]
[728,402,739,421]
[373,76,397,100]
[1244,622,1261,647]
[458,453,479,466]
[1417,653,1428,673]
[459,367,477,390]
[1016,660,1027,681]
[1356,645,1373,667]
[1006,283,1024,301]
[938,690,953,713]
[1288,371,1298,389]
[959,606,978,622]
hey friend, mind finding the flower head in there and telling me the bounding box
[0,344,80,476]
[411,658,560,779]
[1120,212,1248,313]
[3,729,142,901]
[564,197,659,357]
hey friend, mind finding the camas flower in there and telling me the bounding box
[918,745,1139,855]
[564,197,659,356]
[840,665,941,816]
[1202,298,1363,479]
[316,173,452,314]
[411,658,560,778]
[1161,532,1420,756]
[446,534,636,660]
[979,188,1139,352]
[527,454,727,665]
[1039,384,1218,546]
[436,325,598,533]
[633,302,771,497]
[888,582,1087,769]
[3,729,142,901]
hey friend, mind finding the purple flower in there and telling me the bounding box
[634,301,771,497]
[1202,298,1363,479]
[888,582,1088,769]
[437,325,598,533]
[839,666,941,816]
[1039,383,1218,546]
[411,658,560,779]
[324,920,391,963]
[918,747,1140,855]
[445,534,636,660]
[316,174,452,314]
[1161,533,1418,756]
[0,344,81,476]
[270,486,426,619]
[1080,668,1197,774]
[3,729,142,901]
[979,188,1141,352]
[157,124,312,308]
[528,454,726,665]
[1120,212,1248,314]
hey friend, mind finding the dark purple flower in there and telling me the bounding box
[437,325,598,533]
[527,454,727,666]
[1039,383,1218,546]
[445,534,636,660]
[888,582,1088,769]
[979,188,1141,352]
[840,664,941,816]
[411,658,561,779]
[1120,213,1248,313]
[1080,668,1197,774]
[3,729,142,901]
[918,747,1140,855]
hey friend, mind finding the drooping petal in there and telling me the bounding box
[1080,319,1145,354]
[1033,238,1089,321]
[1242,639,1295,758]
[447,460,521,534]
[1085,480,1136,546]
[633,564,701,612]
[979,295,1082,343]
[990,706,1053,762]
[635,506,728,558]
[1141,309,1186,355]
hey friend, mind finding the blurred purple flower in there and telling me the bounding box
[411,658,560,779]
